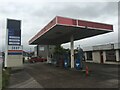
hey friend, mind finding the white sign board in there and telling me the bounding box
[5,19,23,67]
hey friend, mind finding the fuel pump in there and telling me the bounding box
[64,53,69,69]
[75,47,84,70]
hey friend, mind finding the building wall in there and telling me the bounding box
[38,45,47,58]
[85,49,119,64]
[92,51,101,63]
[84,43,120,64]
[116,50,120,62]
[34,46,37,57]
[84,52,87,61]
[35,45,55,58]
[103,51,106,63]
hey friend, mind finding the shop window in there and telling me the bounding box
[86,51,93,60]
[106,50,116,62]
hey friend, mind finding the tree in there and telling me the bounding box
[54,45,66,55]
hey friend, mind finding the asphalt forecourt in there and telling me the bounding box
[23,62,119,88]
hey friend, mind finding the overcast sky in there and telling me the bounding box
[0,0,119,52]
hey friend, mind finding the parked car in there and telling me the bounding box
[28,57,47,63]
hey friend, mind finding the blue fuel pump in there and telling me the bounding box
[75,48,84,70]
[75,58,81,70]
[64,53,69,69]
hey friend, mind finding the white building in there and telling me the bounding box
[83,43,120,64]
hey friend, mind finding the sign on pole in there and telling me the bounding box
[5,19,23,67]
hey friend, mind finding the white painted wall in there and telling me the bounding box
[116,50,120,62]
[92,51,101,63]
[103,51,106,63]
[34,46,37,57]
[114,43,120,49]
[84,52,87,61]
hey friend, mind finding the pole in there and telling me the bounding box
[70,35,74,68]
[47,45,49,63]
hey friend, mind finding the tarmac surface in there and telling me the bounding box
[8,68,43,88]
[7,62,119,89]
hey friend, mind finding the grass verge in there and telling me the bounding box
[2,68,11,90]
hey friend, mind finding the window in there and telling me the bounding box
[86,51,93,60]
[106,50,116,62]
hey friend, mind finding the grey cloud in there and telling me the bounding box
[0,1,118,51]
[32,2,117,20]
[0,2,31,15]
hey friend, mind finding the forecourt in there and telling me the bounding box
[29,16,113,68]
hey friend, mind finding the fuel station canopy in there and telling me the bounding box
[29,16,113,68]
[29,16,113,45]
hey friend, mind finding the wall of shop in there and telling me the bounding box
[34,45,55,58]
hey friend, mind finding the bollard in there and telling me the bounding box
[86,65,89,77]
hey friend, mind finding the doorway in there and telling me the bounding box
[100,51,104,63]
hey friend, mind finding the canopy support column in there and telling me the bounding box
[46,45,49,63]
[70,35,74,68]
